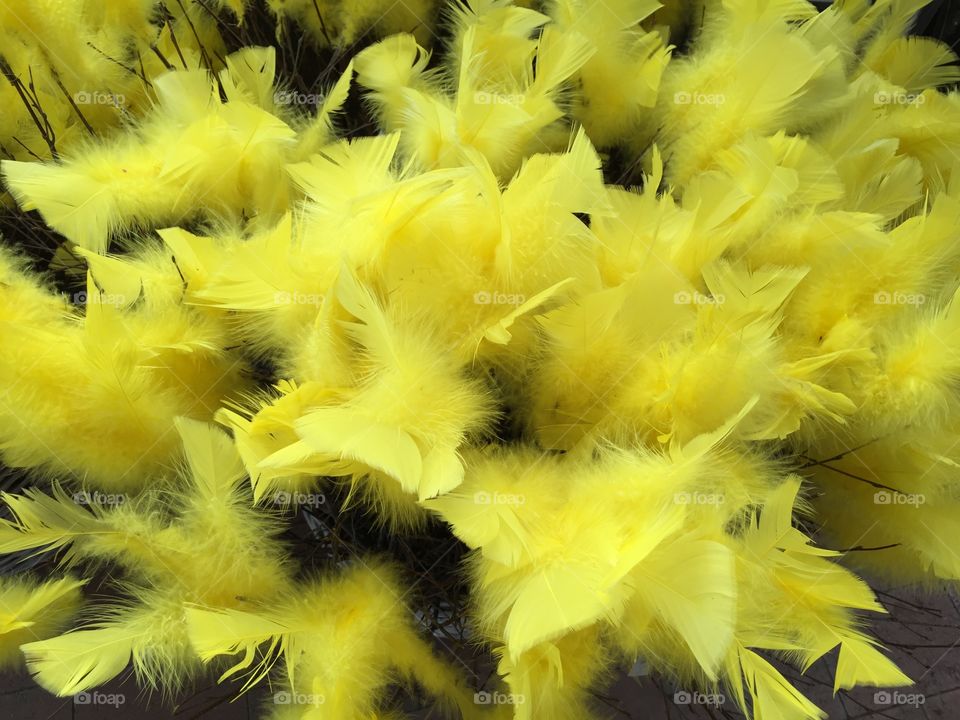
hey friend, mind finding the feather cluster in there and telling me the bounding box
[0,0,959,718]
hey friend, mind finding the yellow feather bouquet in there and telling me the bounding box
[0,0,958,718]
